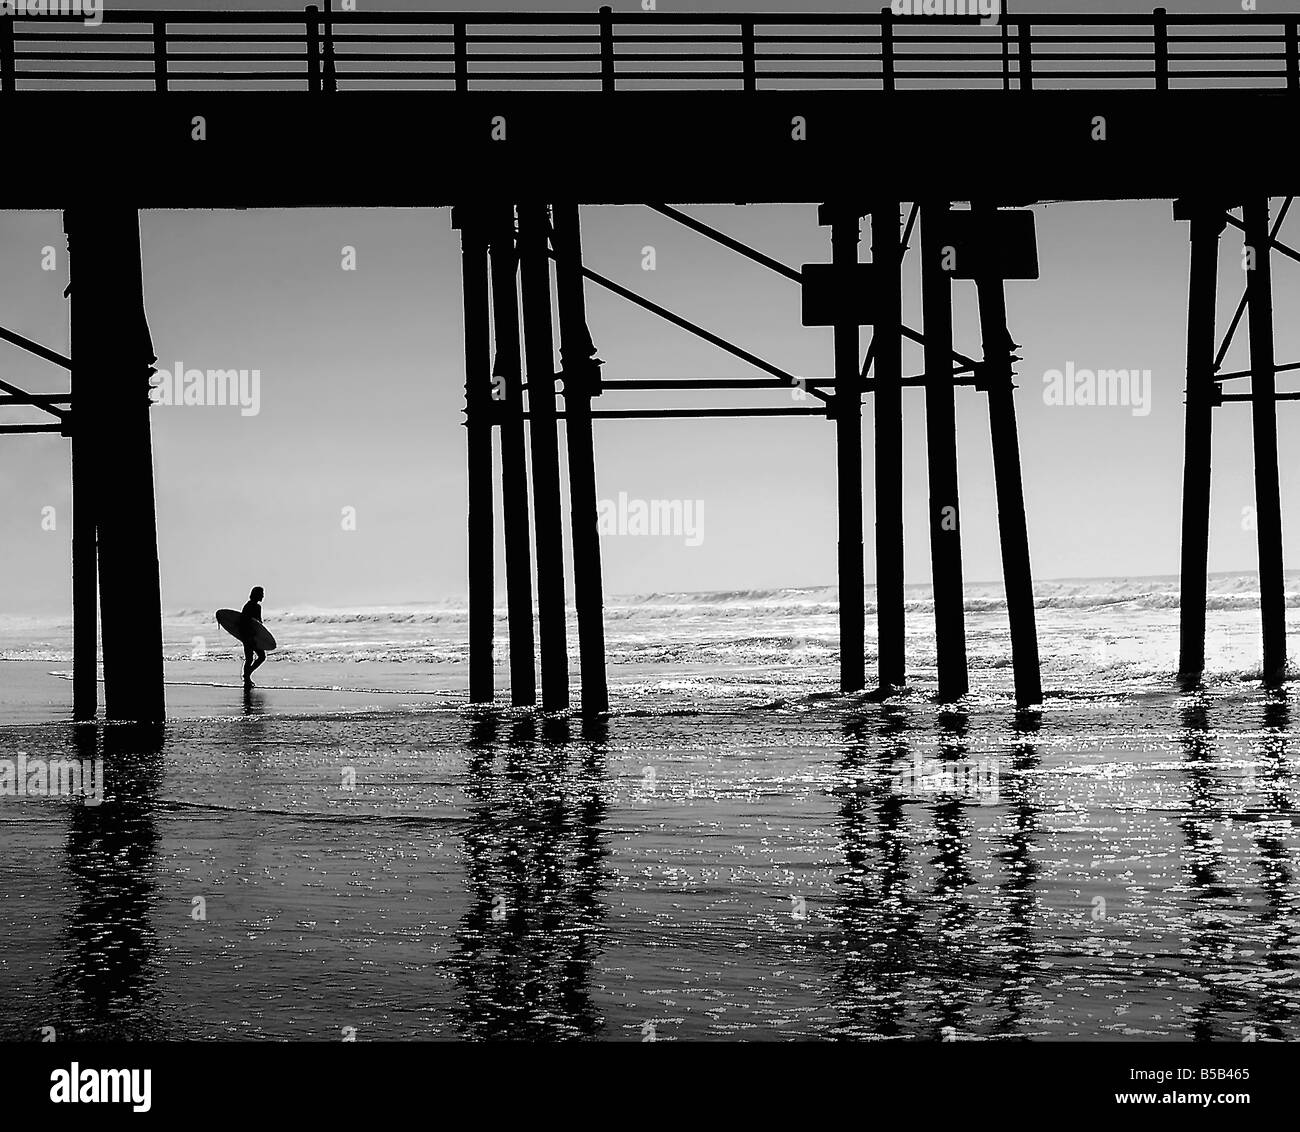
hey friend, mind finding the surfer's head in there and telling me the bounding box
[250,586,264,602]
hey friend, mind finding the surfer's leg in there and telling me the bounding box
[249,649,266,675]
[243,642,255,686]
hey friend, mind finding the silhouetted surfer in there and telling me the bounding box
[241,586,267,688]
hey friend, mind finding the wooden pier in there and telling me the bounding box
[1,6,1298,718]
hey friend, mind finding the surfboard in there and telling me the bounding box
[215,609,277,652]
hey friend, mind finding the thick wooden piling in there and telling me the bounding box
[70,413,98,721]
[873,202,906,690]
[1244,197,1287,683]
[1175,201,1226,680]
[66,214,98,721]
[487,206,537,706]
[516,203,571,711]
[827,205,865,693]
[551,201,609,716]
[921,201,969,700]
[65,209,165,723]
[974,208,1041,708]
[455,207,494,704]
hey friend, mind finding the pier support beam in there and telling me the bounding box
[455,207,494,704]
[826,204,865,693]
[873,202,906,690]
[65,209,165,723]
[552,201,609,716]
[921,201,969,700]
[1175,200,1226,681]
[488,206,536,706]
[974,205,1041,708]
[517,203,570,712]
[1245,197,1287,684]
[65,217,98,721]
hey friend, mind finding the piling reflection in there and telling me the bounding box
[54,722,165,1039]
[829,701,1045,1040]
[1246,696,1294,1042]
[991,710,1042,1038]
[1177,697,1243,1040]
[830,705,924,1038]
[450,710,610,1039]
[929,707,976,1039]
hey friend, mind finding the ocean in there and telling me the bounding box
[0,572,1297,1040]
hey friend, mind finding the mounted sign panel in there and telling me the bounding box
[800,262,879,327]
[940,209,1039,281]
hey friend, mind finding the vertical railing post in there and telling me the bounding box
[454,20,468,91]
[153,18,167,92]
[1018,21,1032,91]
[306,6,322,92]
[599,5,615,91]
[1286,20,1298,92]
[880,6,895,92]
[1154,8,1169,91]
[322,0,337,92]
[1,15,15,92]
[741,19,755,91]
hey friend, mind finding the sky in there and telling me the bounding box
[2,0,1298,616]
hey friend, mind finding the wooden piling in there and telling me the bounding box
[974,207,1041,708]
[873,202,906,690]
[516,203,571,712]
[921,201,969,700]
[828,205,865,693]
[1244,197,1287,683]
[65,209,165,723]
[487,206,537,706]
[551,201,609,716]
[64,218,98,721]
[1175,200,1226,680]
[455,207,494,704]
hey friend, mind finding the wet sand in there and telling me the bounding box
[1,658,1296,1040]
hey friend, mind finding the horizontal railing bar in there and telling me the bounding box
[1,10,1296,26]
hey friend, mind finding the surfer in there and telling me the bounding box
[241,586,267,688]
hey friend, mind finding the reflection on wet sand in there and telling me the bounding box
[830,706,927,1039]
[450,711,610,1039]
[1177,695,1297,1041]
[1250,697,1294,1042]
[992,711,1043,1039]
[829,704,1048,1040]
[55,723,165,1039]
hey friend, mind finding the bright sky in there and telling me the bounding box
[2,0,1296,615]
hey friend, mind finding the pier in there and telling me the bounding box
[1,6,1298,718]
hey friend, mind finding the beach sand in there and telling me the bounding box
[2,631,1297,1040]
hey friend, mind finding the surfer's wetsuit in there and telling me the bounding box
[241,599,266,686]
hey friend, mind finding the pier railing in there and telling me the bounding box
[1,7,1299,93]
